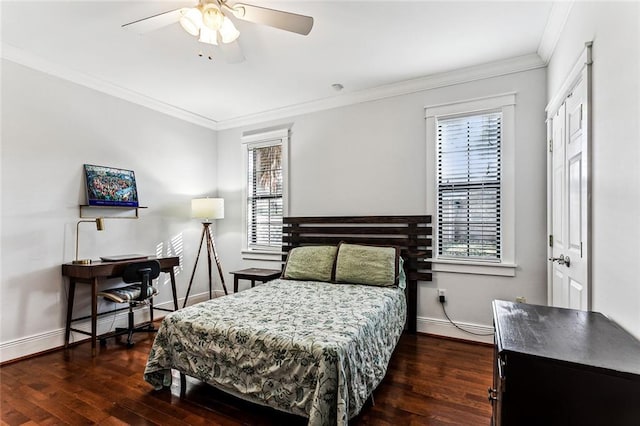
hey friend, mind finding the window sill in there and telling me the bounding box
[241,249,284,262]
[432,259,517,277]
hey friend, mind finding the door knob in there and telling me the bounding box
[548,254,571,267]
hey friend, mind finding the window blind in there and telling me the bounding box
[247,143,283,248]
[437,112,502,260]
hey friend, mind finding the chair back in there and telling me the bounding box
[122,260,161,302]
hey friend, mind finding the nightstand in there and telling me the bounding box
[230,268,281,292]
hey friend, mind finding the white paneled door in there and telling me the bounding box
[548,60,591,310]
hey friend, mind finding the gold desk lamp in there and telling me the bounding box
[73,217,105,264]
[183,198,228,307]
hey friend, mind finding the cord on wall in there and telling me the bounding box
[439,295,494,337]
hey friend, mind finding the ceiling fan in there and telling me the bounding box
[122,0,314,62]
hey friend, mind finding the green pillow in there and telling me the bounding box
[282,246,338,282]
[334,243,399,287]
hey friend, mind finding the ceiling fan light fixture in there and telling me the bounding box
[219,16,240,44]
[202,4,224,31]
[198,25,218,45]
[180,7,203,36]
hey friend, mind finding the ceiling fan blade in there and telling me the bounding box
[122,8,186,34]
[230,3,313,35]
[219,39,246,63]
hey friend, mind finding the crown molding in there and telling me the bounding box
[216,53,546,130]
[2,42,545,133]
[1,43,219,131]
[537,1,575,64]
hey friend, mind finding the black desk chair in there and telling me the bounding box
[98,260,161,348]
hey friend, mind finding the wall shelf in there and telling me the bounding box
[79,205,147,219]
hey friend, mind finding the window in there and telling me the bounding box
[437,112,502,260]
[242,129,288,257]
[248,144,282,248]
[426,94,515,276]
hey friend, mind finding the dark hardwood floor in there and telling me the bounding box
[1,332,493,425]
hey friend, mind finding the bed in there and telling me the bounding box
[144,215,432,425]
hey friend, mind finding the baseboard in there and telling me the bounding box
[2,295,492,363]
[0,290,220,364]
[416,316,494,344]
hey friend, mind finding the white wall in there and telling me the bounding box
[547,2,640,338]
[0,59,218,362]
[3,1,635,361]
[216,67,548,341]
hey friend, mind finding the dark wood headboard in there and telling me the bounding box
[282,215,433,333]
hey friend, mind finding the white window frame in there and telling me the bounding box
[426,93,516,276]
[241,128,289,261]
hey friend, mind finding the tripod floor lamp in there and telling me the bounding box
[183,198,228,308]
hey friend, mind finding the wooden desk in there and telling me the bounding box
[230,268,281,292]
[62,256,179,356]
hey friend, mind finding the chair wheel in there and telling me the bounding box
[126,341,135,348]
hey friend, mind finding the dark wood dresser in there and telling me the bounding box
[490,300,640,426]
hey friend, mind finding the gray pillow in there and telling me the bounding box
[282,246,338,282]
[334,243,399,286]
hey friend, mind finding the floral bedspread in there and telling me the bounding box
[144,279,406,425]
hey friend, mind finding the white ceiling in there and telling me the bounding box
[1,1,559,129]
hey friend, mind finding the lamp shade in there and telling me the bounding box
[198,25,218,45]
[202,4,224,30]
[192,198,224,220]
[219,17,240,43]
[180,7,203,36]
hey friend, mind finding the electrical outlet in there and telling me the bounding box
[516,296,527,303]
[437,288,446,303]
